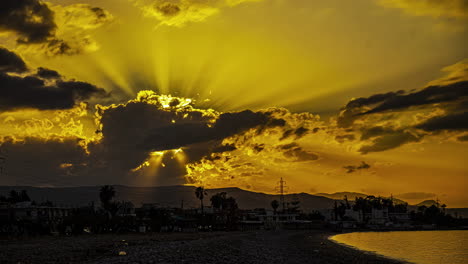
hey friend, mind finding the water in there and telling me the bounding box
[330,230,468,264]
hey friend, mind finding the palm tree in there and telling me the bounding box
[271,200,279,214]
[100,185,116,216]
[441,204,447,213]
[100,185,115,205]
[195,187,207,214]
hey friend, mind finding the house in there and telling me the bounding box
[0,202,71,222]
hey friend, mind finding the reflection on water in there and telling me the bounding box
[330,230,468,264]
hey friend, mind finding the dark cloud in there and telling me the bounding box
[0,0,56,44]
[0,1,113,56]
[36,67,61,79]
[0,47,28,73]
[359,129,421,154]
[0,72,107,111]
[91,100,286,180]
[363,81,467,115]
[343,161,371,173]
[338,81,467,127]
[335,75,468,152]
[212,144,237,153]
[156,2,182,17]
[361,126,390,140]
[278,143,319,162]
[280,127,309,140]
[0,136,88,186]
[0,47,108,111]
[143,110,285,151]
[416,111,468,132]
[338,91,404,127]
[44,38,76,56]
[457,134,468,141]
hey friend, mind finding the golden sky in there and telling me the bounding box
[0,0,467,207]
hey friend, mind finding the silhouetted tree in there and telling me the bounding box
[195,187,207,214]
[210,192,227,210]
[100,185,119,218]
[271,200,279,214]
[100,185,115,205]
[441,204,447,213]
[343,195,350,209]
[20,190,30,202]
[9,190,20,203]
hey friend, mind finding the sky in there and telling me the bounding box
[0,0,467,207]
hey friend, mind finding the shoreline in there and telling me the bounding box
[0,230,410,264]
[327,233,410,264]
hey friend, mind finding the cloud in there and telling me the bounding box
[335,134,356,143]
[0,47,108,111]
[416,111,468,131]
[36,67,61,79]
[48,3,114,55]
[0,47,28,73]
[185,107,322,186]
[0,0,113,56]
[0,73,108,111]
[333,60,468,153]
[2,92,302,186]
[378,0,468,19]
[0,136,88,186]
[338,81,467,126]
[0,0,56,44]
[279,143,319,162]
[337,91,405,128]
[359,129,422,154]
[428,59,468,86]
[133,0,261,26]
[343,161,371,173]
[458,134,468,141]
[91,92,287,178]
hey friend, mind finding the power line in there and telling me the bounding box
[275,178,288,212]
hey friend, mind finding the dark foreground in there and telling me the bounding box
[1,231,408,264]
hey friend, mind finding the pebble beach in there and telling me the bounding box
[0,230,409,264]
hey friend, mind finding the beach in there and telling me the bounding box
[1,230,407,264]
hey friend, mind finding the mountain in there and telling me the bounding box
[316,192,407,205]
[0,185,336,211]
[315,192,368,200]
[416,200,438,207]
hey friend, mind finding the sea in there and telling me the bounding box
[330,230,468,264]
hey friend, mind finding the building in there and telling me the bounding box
[0,202,71,223]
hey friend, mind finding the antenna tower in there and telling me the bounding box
[275,177,289,212]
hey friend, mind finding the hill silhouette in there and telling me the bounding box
[0,185,335,211]
[415,199,439,207]
[1,186,463,213]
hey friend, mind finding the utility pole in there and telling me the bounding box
[0,147,5,178]
[275,178,288,213]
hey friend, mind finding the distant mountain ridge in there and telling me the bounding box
[316,192,407,205]
[0,185,335,211]
[416,200,439,207]
[315,192,368,200]
[1,186,464,212]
